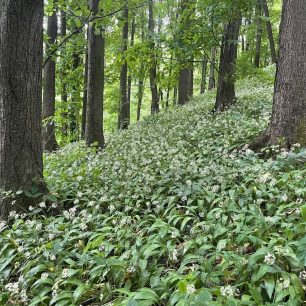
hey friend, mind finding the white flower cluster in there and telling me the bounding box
[264,253,276,266]
[186,284,196,294]
[299,270,306,280]
[0,221,7,232]
[220,285,235,297]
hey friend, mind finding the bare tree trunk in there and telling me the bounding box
[148,0,159,114]
[178,67,191,105]
[42,5,58,151]
[60,9,68,137]
[0,0,47,220]
[119,6,129,129]
[200,57,208,94]
[137,76,144,121]
[85,0,105,148]
[127,17,135,119]
[208,47,216,90]
[262,0,277,64]
[81,48,88,139]
[214,18,241,111]
[173,86,177,105]
[250,0,306,150]
[254,0,262,68]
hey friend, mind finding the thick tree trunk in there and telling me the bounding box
[200,57,208,94]
[262,0,277,64]
[214,18,241,111]
[119,6,129,130]
[148,0,159,114]
[81,48,88,139]
[208,47,216,90]
[254,0,263,68]
[178,67,191,105]
[0,0,46,220]
[250,0,306,150]
[85,0,105,148]
[42,6,58,151]
[136,76,144,122]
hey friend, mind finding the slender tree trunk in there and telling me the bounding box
[0,0,47,220]
[250,0,306,150]
[136,76,144,121]
[127,17,135,119]
[200,57,208,94]
[262,0,277,64]
[81,48,88,139]
[166,55,173,108]
[173,86,177,105]
[148,0,159,114]
[60,10,68,137]
[42,5,58,151]
[119,6,129,129]
[208,47,216,90]
[254,0,263,68]
[214,18,241,111]
[85,0,105,148]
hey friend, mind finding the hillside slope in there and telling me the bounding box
[1,78,305,306]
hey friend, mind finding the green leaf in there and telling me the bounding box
[264,277,275,299]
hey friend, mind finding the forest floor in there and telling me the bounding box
[0,75,306,305]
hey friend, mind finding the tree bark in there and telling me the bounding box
[118,6,129,129]
[262,0,277,64]
[148,0,159,114]
[250,0,306,150]
[200,57,208,94]
[0,0,46,220]
[42,5,58,151]
[127,17,135,120]
[81,48,88,139]
[85,0,105,148]
[60,9,68,137]
[208,47,216,90]
[214,18,241,111]
[254,0,263,68]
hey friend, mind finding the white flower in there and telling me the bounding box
[186,180,192,186]
[264,253,276,265]
[41,272,49,280]
[9,210,17,218]
[62,269,70,278]
[36,223,42,231]
[50,254,56,261]
[20,289,28,302]
[39,202,46,208]
[281,194,288,202]
[299,270,306,280]
[29,206,34,211]
[220,285,235,297]
[172,249,178,261]
[186,284,196,294]
[279,278,290,289]
[5,282,19,294]
[80,223,88,231]
[48,233,54,240]
[25,252,31,259]
[51,203,58,208]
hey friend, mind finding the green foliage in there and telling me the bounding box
[1,79,305,305]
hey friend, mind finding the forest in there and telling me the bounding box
[0,0,305,305]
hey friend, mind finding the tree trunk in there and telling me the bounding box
[250,0,306,150]
[127,17,135,120]
[200,57,208,94]
[137,76,144,122]
[118,6,129,129]
[178,67,191,105]
[85,0,105,148]
[173,86,177,105]
[262,0,277,64]
[60,9,68,137]
[148,0,159,114]
[254,0,262,68]
[214,18,241,111]
[42,5,58,151]
[0,0,46,220]
[81,48,88,139]
[208,47,216,90]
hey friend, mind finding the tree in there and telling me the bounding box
[0,0,46,220]
[200,57,208,94]
[214,17,241,111]
[148,0,159,114]
[42,3,59,151]
[118,6,129,130]
[262,0,277,64]
[254,0,262,68]
[250,0,306,150]
[85,0,105,148]
[208,47,216,90]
